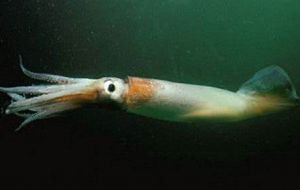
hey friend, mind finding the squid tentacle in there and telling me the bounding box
[0,57,99,130]
[14,112,32,118]
[25,101,78,113]
[16,111,51,131]
[7,93,25,101]
[19,55,90,84]
[4,84,95,130]
[15,102,80,131]
[0,84,73,95]
[16,111,54,131]
[0,57,102,130]
[5,82,94,115]
[6,92,65,114]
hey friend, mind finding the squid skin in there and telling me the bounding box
[0,58,299,131]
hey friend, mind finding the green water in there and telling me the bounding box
[12,0,300,87]
[1,0,300,187]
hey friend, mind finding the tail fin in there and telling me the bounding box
[237,65,299,105]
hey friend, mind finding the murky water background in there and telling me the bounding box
[1,0,300,188]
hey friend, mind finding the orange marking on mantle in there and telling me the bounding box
[124,77,156,108]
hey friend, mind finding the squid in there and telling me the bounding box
[0,56,299,131]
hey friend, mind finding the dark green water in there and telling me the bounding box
[1,0,300,188]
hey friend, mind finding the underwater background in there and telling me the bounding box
[1,0,300,188]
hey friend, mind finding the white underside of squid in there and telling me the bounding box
[0,56,299,131]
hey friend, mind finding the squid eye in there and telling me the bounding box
[104,80,116,94]
[108,84,115,92]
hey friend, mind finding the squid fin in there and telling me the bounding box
[237,65,299,104]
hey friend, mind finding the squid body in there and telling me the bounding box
[0,57,299,130]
